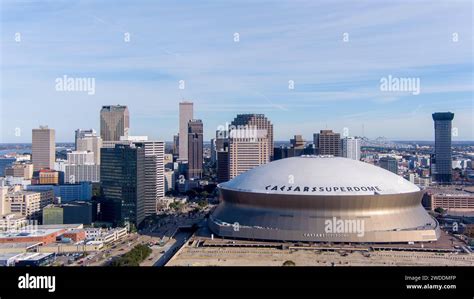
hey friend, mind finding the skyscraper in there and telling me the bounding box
[136,141,165,217]
[290,135,305,149]
[100,105,129,141]
[210,138,216,164]
[172,134,179,157]
[64,151,100,183]
[217,150,230,183]
[75,129,102,164]
[229,129,269,179]
[100,143,145,227]
[32,126,55,171]
[341,137,361,161]
[187,119,203,179]
[178,101,193,161]
[313,130,341,156]
[216,130,230,183]
[231,114,274,161]
[379,157,398,174]
[215,129,228,152]
[432,112,455,183]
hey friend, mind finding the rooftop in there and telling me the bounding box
[0,228,64,239]
[15,252,54,261]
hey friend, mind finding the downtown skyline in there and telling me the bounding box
[1,0,473,142]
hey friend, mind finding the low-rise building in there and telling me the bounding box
[62,229,86,242]
[32,169,60,185]
[5,163,34,180]
[42,201,96,225]
[423,187,474,213]
[93,227,127,244]
[0,214,28,231]
[14,252,55,266]
[0,227,66,245]
[26,182,92,203]
[1,190,53,220]
[0,252,24,266]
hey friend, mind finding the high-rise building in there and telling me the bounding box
[231,114,274,161]
[67,151,95,165]
[100,143,145,227]
[213,129,228,164]
[135,141,165,217]
[75,129,102,164]
[100,136,164,217]
[210,139,216,164]
[164,154,174,169]
[273,145,288,161]
[187,120,203,179]
[215,129,228,152]
[64,165,99,183]
[216,130,230,183]
[178,101,194,161]
[106,137,164,214]
[172,134,179,157]
[217,150,230,183]
[432,112,455,183]
[32,126,55,171]
[290,135,305,149]
[164,169,176,192]
[379,157,398,174]
[64,151,99,183]
[101,135,148,149]
[341,137,361,161]
[273,135,308,161]
[100,105,129,141]
[229,129,269,179]
[313,130,341,156]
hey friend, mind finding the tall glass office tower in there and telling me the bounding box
[100,143,145,227]
[432,112,455,183]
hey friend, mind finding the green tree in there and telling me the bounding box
[110,244,152,266]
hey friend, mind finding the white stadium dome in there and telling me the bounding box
[222,155,419,196]
[209,156,440,243]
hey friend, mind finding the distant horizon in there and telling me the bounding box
[1,139,474,145]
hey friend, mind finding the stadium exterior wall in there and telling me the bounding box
[209,189,440,243]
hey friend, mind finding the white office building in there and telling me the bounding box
[341,137,361,161]
[64,151,99,183]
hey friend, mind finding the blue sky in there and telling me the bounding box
[1,0,473,142]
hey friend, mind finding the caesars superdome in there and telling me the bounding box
[209,156,440,243]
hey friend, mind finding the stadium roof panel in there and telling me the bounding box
[221,156,419,196]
